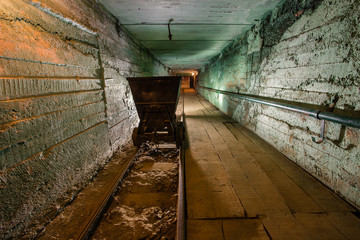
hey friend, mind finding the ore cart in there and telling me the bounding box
[127,76,184,147]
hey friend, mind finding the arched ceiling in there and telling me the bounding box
[97,0,283,70]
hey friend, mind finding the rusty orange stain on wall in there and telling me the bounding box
[346,128,359,146]
[294,10,304,17]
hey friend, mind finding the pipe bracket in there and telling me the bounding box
[312,119,325,144]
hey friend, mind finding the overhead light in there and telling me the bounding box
[192,72,195,76]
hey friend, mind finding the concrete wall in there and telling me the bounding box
[0,0,166,238]
[198,0,360,209]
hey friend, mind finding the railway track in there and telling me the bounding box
[75,142,185,240]
[37,81,185,240]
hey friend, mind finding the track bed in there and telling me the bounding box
[91,143,179,240]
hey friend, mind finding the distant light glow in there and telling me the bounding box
[218,92,224,106]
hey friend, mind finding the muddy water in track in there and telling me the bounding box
[92,143,179,240]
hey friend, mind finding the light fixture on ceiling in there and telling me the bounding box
[168,18,174,40]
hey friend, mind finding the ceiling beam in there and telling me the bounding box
[122,23,252,26]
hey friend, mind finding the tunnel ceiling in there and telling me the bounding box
[98,0,283,70]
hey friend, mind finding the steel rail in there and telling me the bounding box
[176,89,186,240]
[75,144,186,240]
[75,149,139,240]
[198,86,360,129]
[176,145,186,240]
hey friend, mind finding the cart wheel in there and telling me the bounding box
[176,123,184,148]
[132,127,140,147]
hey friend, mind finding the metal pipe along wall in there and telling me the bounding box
[198,86,360,129]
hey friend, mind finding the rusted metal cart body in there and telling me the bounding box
[127,76,184,147]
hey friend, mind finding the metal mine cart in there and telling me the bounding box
[126,76,184,147]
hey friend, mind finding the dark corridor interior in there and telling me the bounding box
[0,0,359,239]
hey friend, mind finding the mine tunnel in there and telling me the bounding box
[1,0,360,239]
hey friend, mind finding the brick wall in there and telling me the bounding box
[0,0,166,238]
[198,0,360,209]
